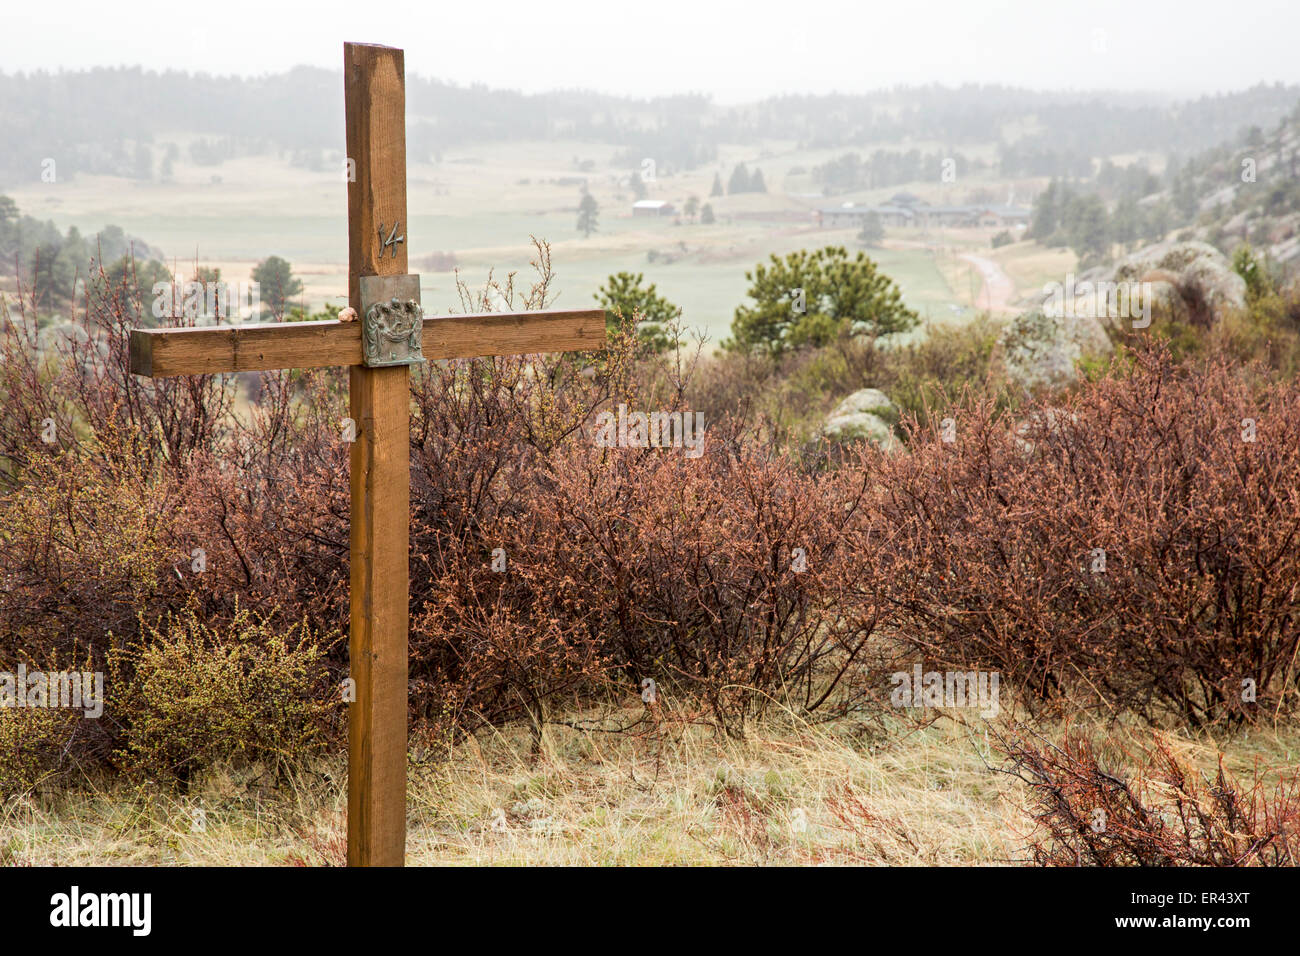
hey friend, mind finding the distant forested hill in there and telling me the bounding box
[1018,97,1300,270]
[1,66,1297,186]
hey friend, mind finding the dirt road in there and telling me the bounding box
[959,253,1016,313]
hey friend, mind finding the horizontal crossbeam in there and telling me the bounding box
[128,309,606,377]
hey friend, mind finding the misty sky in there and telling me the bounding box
[2,0,1296,103]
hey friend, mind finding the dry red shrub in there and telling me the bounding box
[996,725,1300,866]
[3,254,1299,785]
[863,346,1300,727]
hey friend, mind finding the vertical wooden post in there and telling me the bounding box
[345,42,409,867]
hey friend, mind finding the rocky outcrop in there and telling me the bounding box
[823,388,899,450]
[1001,239,1248,393]
[996,306,1112,393]
[1109,240,1248,329]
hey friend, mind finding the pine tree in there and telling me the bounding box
[53,226,89,300]
[856,212,884,246]
[710,173,724,197]
[728,163,751,195]
[1029,179,1061,241]
[251,255,304,316]
[728,246,918,356]
[595,271,680,352]
[577,191,599,238]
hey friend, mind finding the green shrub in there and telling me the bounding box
[690,318,1007,442]
[0,706,83,798]
[110,605,337,786]
[1206,284,1300,378]
[885,315,1009,427]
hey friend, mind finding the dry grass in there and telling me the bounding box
[987,239,1077,303]
[3,707,1295,866]
[403,710,1022,866]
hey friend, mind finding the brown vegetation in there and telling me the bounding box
[2,256,1299,868]
[997,725,1300,866]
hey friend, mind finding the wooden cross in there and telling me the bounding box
[128,42,604,866]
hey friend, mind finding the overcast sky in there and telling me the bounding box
[2,0,1295,103]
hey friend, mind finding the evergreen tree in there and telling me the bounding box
[595,271,680,352]
[1112,198,1140,248]
[1065,194,1110,263]
[53,226,89,300]
[1172,171,1200,223]
[727,246,918,357]
[577,191,599,238]
[727,163,751,195]
[1232,244,1273,302]
[252,255,304,316]
[28,239,65,310]
[1030,179,1062,241]
[1144,199,1172,242]
[856,212,884,246]
[710,173,724,197]
[0,195,18,263]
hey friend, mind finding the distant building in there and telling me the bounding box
[818,202,915,228]
[815,197,1030,230]
[632,199,676,217]
[968,205,1033,228]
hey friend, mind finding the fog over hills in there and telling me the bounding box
[1,67,1297,186]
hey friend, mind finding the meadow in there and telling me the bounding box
[31,129,1293,872]
[7,709,1295,866]
[4,137,1073,344]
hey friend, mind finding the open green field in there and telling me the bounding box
[6,137,1061,344]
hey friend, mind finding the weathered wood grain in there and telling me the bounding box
[345,40,409,868]
[125,40,607,869]
[347,361,409,868]
[127,309,605,377]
